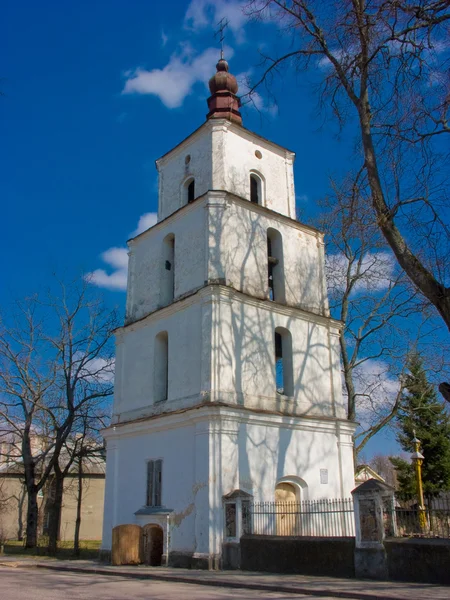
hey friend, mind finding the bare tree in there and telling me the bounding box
[248,1,450,330]
[318,173,442,456]
[0,279,117,549]
[368,454,398,488]
[0,429,27,541]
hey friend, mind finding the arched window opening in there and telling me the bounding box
[187,179,195,203]
[250,174,260,204]
[275,332,284,393]
[154,331,169,403]
[274,327,293,396]
[267,228,285,303]
[161,234,175,306]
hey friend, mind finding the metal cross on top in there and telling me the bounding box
[215,17,229,60]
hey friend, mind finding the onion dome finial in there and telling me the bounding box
[206,56,242,125]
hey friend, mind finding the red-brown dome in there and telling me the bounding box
[206,57,242,125]
[208,59,239,95]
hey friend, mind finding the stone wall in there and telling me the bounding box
[240,535,355,578]
[239,535,450,585]
[385,538,450,585]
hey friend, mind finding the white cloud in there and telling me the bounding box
[102,247,128,269]
[86,212,158,292]
[133,212,158,236]
[123,46,233,108]
[185,0,247,38]
[86,247,129,291]
[161,29,169,47]
[79,356,115,384]
[326,251,396,294]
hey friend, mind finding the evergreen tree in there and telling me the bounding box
[390,353,450,502]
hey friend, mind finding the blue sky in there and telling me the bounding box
[2,0,354,300]
[2,0,423,460]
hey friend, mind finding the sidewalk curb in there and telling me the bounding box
[0,560,416,600]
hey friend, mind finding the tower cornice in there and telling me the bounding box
[104,403,355,439]
[129,189,323,245]
[155,119,295,168]
[117,283,341,337]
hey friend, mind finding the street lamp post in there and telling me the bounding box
[411,433,427,531]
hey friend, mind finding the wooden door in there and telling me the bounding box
[275,483,298,536]
[142,524,164,566]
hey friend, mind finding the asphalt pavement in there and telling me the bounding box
[0,566,338,600]
[0,556,448,600]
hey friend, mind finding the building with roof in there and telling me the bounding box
[101,56,356,568]
[0,450,105,542]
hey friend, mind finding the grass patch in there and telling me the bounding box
[4,538,101,560]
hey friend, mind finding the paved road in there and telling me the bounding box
[0,567,338,600]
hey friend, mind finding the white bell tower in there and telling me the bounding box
[102,57,355,568]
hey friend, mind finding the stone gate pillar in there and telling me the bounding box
[351,479,396,580]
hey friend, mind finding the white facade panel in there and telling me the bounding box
[220,125,296,218]
[102,422,198,553]
[157,129,213,221]
[127,202,206,323]
[213,290,345,419]
[101,410,355,555]
[155,120,296,223]
[114,302,203,421]
[207,197,328,314]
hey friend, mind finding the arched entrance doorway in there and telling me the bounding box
[275,482,298,536]
[142,524,164,566]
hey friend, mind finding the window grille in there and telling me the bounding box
[146,459,163,507]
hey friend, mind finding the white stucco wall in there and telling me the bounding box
[127,192,328,325]
[216,413,355,502]
[102,419,199,553]
[155,120,296,223]
[116,285,344,425]
[218,123,296,219]
[156,127,213,222]
[114,300,203,421]
[211,287,345,419]
[206,194,328,314]
[101,408,355,555]
[126,201,206,323]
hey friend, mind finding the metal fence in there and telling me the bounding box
[384,497,450,538]
[247,498,355,537]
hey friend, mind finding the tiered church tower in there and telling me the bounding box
[102,58,355,568]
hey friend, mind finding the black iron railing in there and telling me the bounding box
[384,497,450,538]
[246,498,355,537]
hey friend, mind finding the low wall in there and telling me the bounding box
[385,538,450,585]
[240,535,355,578]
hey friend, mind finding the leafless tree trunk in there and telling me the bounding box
[318,174,444,456]
[73,453,83,557]
[16,482,26,541]
[248,1,450,330]
[46,465,64,555]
